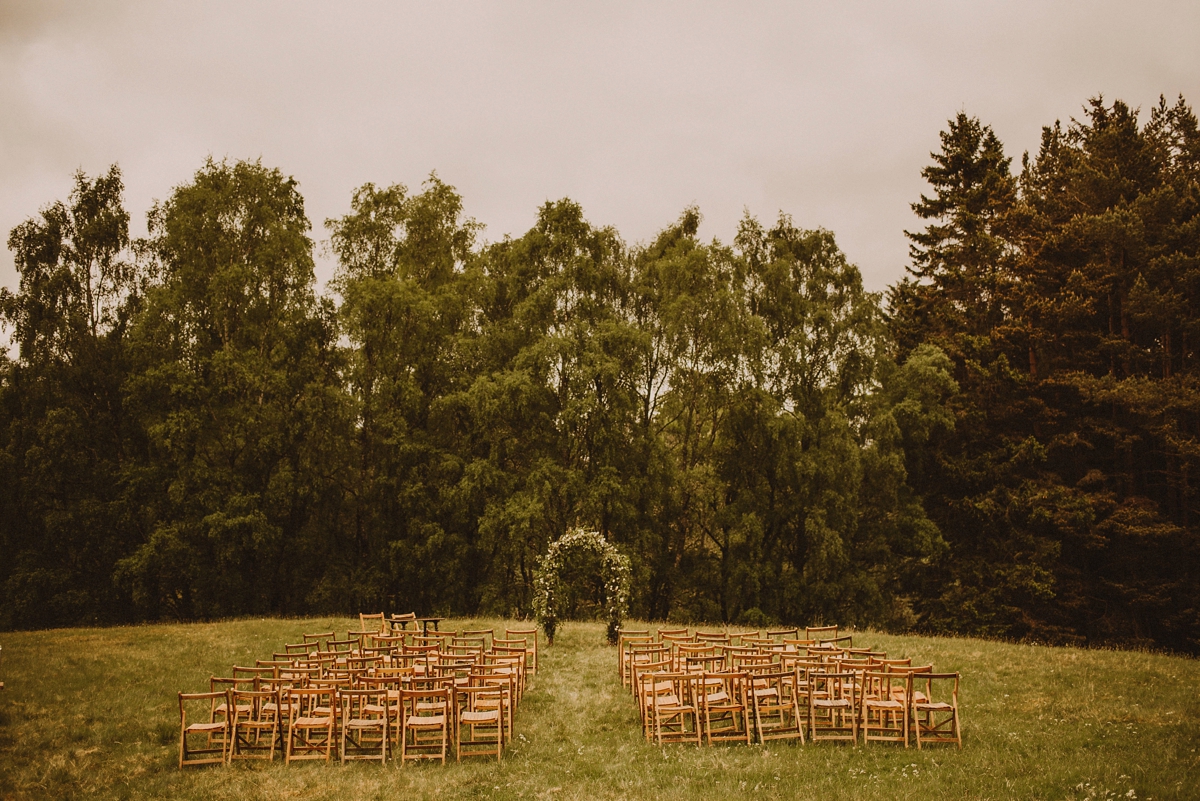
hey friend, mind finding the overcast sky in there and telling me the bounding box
[2,1,1198,300]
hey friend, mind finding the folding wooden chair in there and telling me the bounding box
[912,673,961,749]
[455,685,504,761]
[643,672,701,745]
[284,687,336,763]
[470,668,516,739]
[178,691,228,768]
[749,669,806,745]
[625,642,668,689]
[699,672,751,745]
[506,628,539,674]
[360,612,388,634]
[632,659,673,738]
[810,671,858,744]
[340,688,389,762]
[228,688,280,762]
[861,671,910,747]
[399,686,451,764]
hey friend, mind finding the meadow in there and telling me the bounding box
[0,618,1195,800]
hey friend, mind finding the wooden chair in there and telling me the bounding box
[699,672,751,745]
[303,631,336,649]
[209,676,255,732]
[642,672,701,745]
[624,642,667,689]
[399,686,451,764]
[461,628,494,650]
[749,669,806,745]
[284,687,336,763]
[506,628,539,674]
[178,691,228,768]
[675,642,717,671]
[454,685,504,761]
[860,671,910,747]
[470,668,516,739]
[694,630,730,644]
[632,658,673,737]
[809,671,858,744]
[390,612,417,632]
[617,628,652,678]
[228,688,280,762]
[360,612,388,634]
[339,688,389,763]
[767,627,800,640]
[912,673,961,749]
[806,625,838,641]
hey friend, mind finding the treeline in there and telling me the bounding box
[1,96,1197,652]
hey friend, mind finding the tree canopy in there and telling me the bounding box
[3,95,1197,653]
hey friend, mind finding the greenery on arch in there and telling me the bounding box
[533,529,631,645]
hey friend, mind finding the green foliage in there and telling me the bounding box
[5,93,1195,655]
[532,528,631,643]
[893,96,1200,652]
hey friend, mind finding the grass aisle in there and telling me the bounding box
[0,619,1196,799]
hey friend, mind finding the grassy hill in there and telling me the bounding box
[0,618,1195,800]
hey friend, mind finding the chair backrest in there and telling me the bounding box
[400,686,450,716]
[656,627,690,641]
[340,688,388,717]
[232,665,275,682]
[359,612,387,633]
[806,624,838,640]
[286,687,335,718]
[810,671,858,702]
[694,630,731,643]
[303,631,335,647]
[767,627,800,640]
[870,656,912,668]
[461,629,494,648]
[285,642,316,655]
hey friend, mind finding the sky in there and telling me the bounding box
[1,0,1198,301]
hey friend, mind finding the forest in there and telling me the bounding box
[2,96,1197,654]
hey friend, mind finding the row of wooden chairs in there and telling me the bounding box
[620,626,961,749]
[179,622,538,767]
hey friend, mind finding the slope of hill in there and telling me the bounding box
[0,618,1194,799]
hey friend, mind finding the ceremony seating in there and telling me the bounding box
[618,624,963,750]
[177,613,536,768]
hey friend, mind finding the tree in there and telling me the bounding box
[117,158,346,620]
[0,166,141,627]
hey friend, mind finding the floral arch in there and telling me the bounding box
[533,528,631,645]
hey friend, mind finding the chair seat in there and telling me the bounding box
[812,699,852,708]
[294,716,332,727]
[864,699,904,710]
[460,710,499,724]
[705,691,730,703]
[407,715,446,727]
[185,722,226,733]
[346,718,386,729]
[915,701,953,711]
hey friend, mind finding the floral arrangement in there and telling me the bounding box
[532,528,631,645]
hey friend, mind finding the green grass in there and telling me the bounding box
[0,618,1196,800]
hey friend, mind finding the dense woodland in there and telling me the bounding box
[2,96,1197,653]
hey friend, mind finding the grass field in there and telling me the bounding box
[0,618,1196,800]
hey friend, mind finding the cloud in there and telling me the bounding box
[1,0,1198,308]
